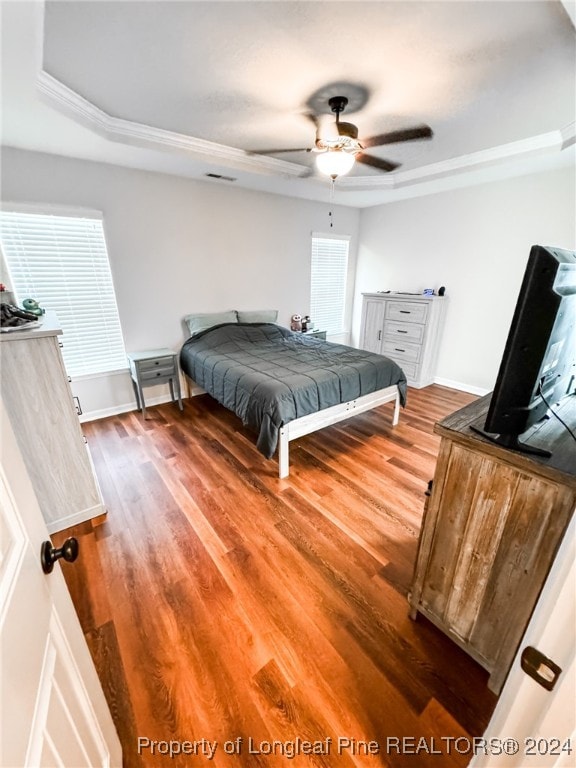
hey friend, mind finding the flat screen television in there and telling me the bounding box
[474,244,576,457]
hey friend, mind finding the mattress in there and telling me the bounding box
[180,323,407,458]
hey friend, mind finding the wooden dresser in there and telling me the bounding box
[0,312,105,533]
[359,292,446,388]
[409,394,576,693]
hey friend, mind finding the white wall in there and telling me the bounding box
[1,147,360,417]
[3,147,575,410]
[354,165,576,392]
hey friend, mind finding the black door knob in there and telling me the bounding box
[41,537,79,574]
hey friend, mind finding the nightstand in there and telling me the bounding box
[303,329,327,340]
[127,348,183,419]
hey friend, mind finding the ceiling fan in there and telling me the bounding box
[249,96,433,179]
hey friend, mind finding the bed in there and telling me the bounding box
[179,319,407,478]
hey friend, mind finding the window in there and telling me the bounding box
[310,233,350,335]
[0,210,126,377]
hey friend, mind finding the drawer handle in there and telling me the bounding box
[395,348,406,352]
[399,310,411,314]
[156,372,161,376]
[396,330,408,334]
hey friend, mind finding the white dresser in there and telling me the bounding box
[359,293,447,388]
[0,312,105,533]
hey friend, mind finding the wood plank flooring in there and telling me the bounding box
[54,385,498,768]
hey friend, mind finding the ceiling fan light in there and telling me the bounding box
[315,150,355,178]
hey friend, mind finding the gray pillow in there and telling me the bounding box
[237,309,278,323]
[184,310,238,336]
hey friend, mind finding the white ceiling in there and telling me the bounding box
[1,0,575,207]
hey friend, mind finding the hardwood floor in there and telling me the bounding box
[55,385,498,768]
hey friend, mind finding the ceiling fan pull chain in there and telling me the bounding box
[328,179,336,227]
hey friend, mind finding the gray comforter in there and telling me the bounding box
[180,323,407,458]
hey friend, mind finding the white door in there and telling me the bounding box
[471,512,575,768]
[0,398,122,768]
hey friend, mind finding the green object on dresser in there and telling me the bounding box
[127,348,183,419]
[21,298,44,316]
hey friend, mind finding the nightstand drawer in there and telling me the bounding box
[137,356,176,373]
[139,367,176,382]
[386,301,428,324]
[303,329,327,340]
[384,321,424,343]
[127,347,183,419]
[382,339,421,363]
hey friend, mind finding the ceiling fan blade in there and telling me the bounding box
[298,166,315,178]
[356,153,400,172]
[362,125,433,149]
[247,148,311,155]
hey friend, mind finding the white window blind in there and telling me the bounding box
[310,233,350,335]
[0,211,126,377]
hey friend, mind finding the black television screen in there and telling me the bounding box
[478,244,576,457]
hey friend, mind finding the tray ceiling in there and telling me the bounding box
[2,1,575,206]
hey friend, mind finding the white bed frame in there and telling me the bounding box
[183,376,400,479]
[277,384,400,478]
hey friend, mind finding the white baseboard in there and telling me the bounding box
[434,377,491,397]
[187,384,206,397]
[79,378,488,422]
[79,393,183,423]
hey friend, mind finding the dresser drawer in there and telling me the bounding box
[383,339,421,363]
[396,360,418,381]
[384,320,424,343]
[360,293,446,389]
[386,301,428,324]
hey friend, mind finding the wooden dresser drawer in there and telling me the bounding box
[383,339,421,363]
[384,320,424,343]
[386,301,428,324]
[409,396,576,693]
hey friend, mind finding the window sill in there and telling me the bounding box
[71,367,129,382]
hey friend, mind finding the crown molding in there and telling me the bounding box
[36,70,306,178]
[337,125,575,190]
[37,70,575,191]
